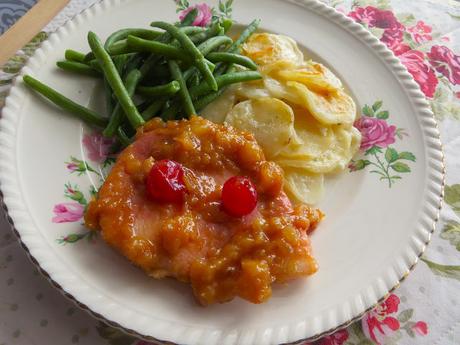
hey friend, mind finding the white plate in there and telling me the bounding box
[0,0,444,344]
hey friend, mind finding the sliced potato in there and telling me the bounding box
[276,106,361,173]
[200,88,237,124]
[287,81,357,126]
[233,79,272,100]
[283,168,324,205]
[242,33,304,66]
[277,62,342,94]
[225,98,301,158]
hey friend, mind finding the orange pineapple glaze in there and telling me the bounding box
[85,116,323,305]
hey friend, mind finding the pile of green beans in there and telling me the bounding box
[22,14,261,146]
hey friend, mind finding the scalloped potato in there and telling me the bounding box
[202,33,361,204]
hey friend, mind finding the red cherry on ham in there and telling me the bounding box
[147,160,186,203]
[222,176,258,217]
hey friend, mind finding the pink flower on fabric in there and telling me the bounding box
[316,329,349,345]
[399,49,438,98]
[428,45,460,85]
[348,6,380,27]
[179,3,212,27]
[82,132,115,163]
[412,321,428,335]
[362,294,401,345]
[349,6,412,57]
[348,6,403,32]
[380,29,410,56]
[407,21,433,44]
[52,202,84,223]
[354,116,396,150]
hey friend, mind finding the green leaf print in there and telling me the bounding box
[440,221,460,251]
[422,258,460,281]
[64,183,87,205]
[2,32,48,74]
[362,104,374,117]
[66,156,101,176]
[0,78,14,86]
[348,321,368,341]
[350,100,416,187]
[2,54,29,74]
[357,340,375,345]
[391,162,411,173]
[0,90,7,108]
[398,151,416,162]
[445,184,460,216]
[175,0,190,12]
[365,146,382,155]
[22,32,48,56]
[385,148,399,163]
[57,231,96,245]
[352,0,391,10]
[398,309,414,323]
[430,78,460,121]
[372,100,383,112]
[95,322,138,345]
[351,159,371,171]
[397,13,416,26]
[376,110,389,119]
[218,0,234,18]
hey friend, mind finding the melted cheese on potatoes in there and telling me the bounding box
[201,33,361,204]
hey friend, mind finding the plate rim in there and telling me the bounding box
[0,0,445,344]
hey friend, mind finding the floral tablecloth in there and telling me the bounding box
[0,0,460,344]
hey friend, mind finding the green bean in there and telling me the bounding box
[103,77,114,116]
[116,127,132,147]
[198,36,233,56]
[125,35,186,59]
[113,54,130,75]
[137,81,180,97]
[207,52,258,70]
[188,22,222,44]
[168,60,195,116]
[195,65,237,111]
[154,26,205,44]
[88,59,102,72]
[139,55,161,80]
[56,61,101,77]
[64,49,86,63]
[141,98,166,120]
[137,27,205,80]
[222,18,233,33]
[161,103,180,121]
[151,21,217,91]
[87,31,144,129]
[84,52,95,63]
[188,73,201,88]
[143,64,170,81]
[103,69,142,137]
[123,54,144,77]
[107,40,130,55]
[183,67,197,81]
[104,28,162,50]
[88,54,131,75]
[180,26,206,36]
[189,71,262,99]
[228,19,260,53]
[179,8,198,27]
[23,75,107,127]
